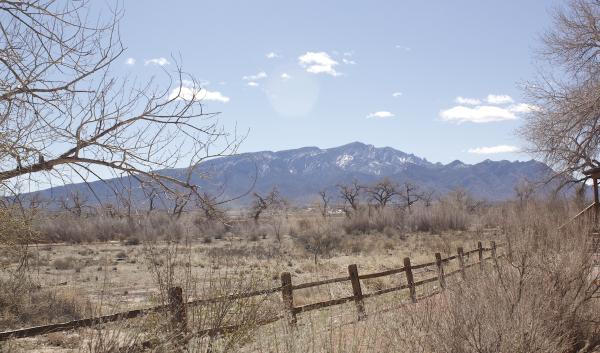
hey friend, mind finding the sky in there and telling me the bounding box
[117,0,563,165]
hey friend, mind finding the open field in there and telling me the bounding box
[1,200,598,352]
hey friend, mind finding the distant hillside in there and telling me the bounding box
[31,142,556,208]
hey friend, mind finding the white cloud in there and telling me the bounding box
[467,145,520,154]
[342,58,356,65]
[144,57,170,66]
[395,45,411,51]
[439,105,517,123]
[486,94,514,104]
[343,52,353,56]
[168,83,230,103]
[392,92,403,98]
[508,103,540,113]
[298,51,341,76]
[280,73,291,80]
[266,52,280,59]
[247,82,259,87]
[366,111,395,119]
[125,57,136,65]
[242,71,267,81]
[455,96,481,105]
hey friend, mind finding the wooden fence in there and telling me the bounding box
[0,241,505,342]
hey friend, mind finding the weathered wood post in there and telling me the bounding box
[403,257,417,303]
[348,264,366,320]
[280,272,297,325]
[457,247,466,280]
[490,241,499,271]
[168,286,187,336]
[477,241,484,272]
[434,252,446,289]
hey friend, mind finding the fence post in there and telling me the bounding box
[168,286,187,338]
[434,253,446,289]
[477,241,484,272]
[491,241,499,271]
[457,247,466,280]
[403,257,417,303]
[348,264,366,320]
[280,272,297,325]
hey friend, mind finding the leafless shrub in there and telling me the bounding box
[291,219,341,264]
[36,212,183,243]
[405,210,599,353]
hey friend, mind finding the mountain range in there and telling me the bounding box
[32,142,556,209]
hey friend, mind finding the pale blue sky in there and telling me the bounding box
[118,1,561,164]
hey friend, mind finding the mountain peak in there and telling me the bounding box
[33,142,555,206]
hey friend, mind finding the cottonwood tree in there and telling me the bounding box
[337,180,362,216]
[520,0,600,185]
[366,178,399,208]
[0,1,239,206]
[514,179,535,207]
[250,186,281,223]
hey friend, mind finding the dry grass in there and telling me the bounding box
[1,198,598,352]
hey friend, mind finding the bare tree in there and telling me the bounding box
[172,190,194,219]
[250,186,281,223]
[269,198,288,244]
[421,189,435,208]
[514,179,535,207]
[337,180,362,216]
[317,190,331,218]
[446,188,485,213]
[196,191,226,222]
[366,178,398,208]
[141,184,162,215]
[59,190,88,217]
[520,0,600,185]
[292,226,339,265]
[0,1,240,205]
[399,182,423,212]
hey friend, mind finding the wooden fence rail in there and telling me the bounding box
[0,241,506,342]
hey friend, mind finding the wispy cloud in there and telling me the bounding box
[298,51,341,76]
[243,71,267,81]
[486,94,514,104]
[247,82,259,87]
[468,145,520,154]
[392,92,403,98]
[168,82,230,103]
[125,57,136,66]
[342,58,356,65]
[266,52,280,59]
[366,111,394,119]
[144,57,170,66]
[440,105,517,123]
[395,45,411,51]
[455,96,481,105]
[508,103,540,113]
[280,73,291,80]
